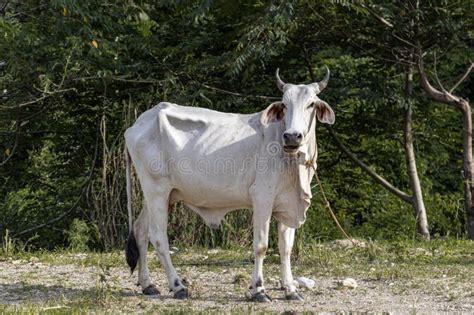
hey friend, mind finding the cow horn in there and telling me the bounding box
[275,68,286,92]
[310,66,330,94]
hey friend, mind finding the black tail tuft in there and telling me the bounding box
[125,231,139,274]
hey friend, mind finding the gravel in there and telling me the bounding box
[0,257,473,313]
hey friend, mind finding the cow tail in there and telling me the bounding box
[124,147,139,273]
[125,147,133,234]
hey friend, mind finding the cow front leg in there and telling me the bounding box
[278,222,303,301]
[251,203,272,302]
[147,195,188,299]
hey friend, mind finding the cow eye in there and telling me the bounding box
[308,102,315,109]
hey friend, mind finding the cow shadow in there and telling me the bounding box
[0,282,291,305]
[0,282,137,304]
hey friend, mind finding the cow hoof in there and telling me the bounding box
[252,292,272,302]
[286,291,304,301]
[142,284,160,296]
[174,288,189,299]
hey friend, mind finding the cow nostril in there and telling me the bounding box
[283,133,291,141]
[296,133,303,141]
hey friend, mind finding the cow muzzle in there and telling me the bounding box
[282,131,303,154]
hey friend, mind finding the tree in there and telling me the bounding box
[336,0,473,238]
[416,54,473,238]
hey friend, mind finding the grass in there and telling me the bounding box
[0,239,472,314]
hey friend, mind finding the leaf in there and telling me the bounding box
[5,148,10,156]
[91,39,98,48]
[63,7,68,16]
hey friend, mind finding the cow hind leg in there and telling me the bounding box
[134,208,159,295]
[147,195,188,299]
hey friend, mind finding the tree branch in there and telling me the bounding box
[199,83,280,101]
[327,126,412,203]
[15,205,78,237]
[450,62,473,94]
[360,4,394,28]
[0,87,76,110]
[0,1,9,15]
[416,45,464,108]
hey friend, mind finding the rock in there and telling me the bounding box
[207,249,219,254]
[331,239,366,248]
[296,277,315,289]
[74,253,87,260]
[339,278,358,289]
[269,277,280,287]
[233,273,247,285]
[29,256,39,263]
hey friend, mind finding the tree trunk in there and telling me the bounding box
[403,105,430,238]
[403,65,430,239]
[460,102,474,239]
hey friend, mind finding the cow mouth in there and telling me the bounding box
[283,145,300,154]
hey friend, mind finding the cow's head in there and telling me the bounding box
[261,68,335,154]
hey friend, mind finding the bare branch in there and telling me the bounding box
[15,205,77,236]
[450,62,474,94]
[360,4,394,28]
[416,45,463,108]
[73,75,166,84]
[0,1,9,15]
[0,87,76,111]
[391,32,417,49]
[327,126,412,204]
[200,83,280,101]
[358,3,416,49]
[7,4,48,19]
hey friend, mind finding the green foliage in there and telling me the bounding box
[67,218,93,252]
[0,0,472,249]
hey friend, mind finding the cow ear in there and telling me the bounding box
[261,102,285,125]
[315,100,335,125]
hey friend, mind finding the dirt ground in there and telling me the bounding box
[0,248,473,314]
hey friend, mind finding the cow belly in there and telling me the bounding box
[170,186,251,228]
[170,176,252,209]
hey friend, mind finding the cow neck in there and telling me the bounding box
[286,129,316,228]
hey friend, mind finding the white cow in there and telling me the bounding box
[125,69,334,302]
